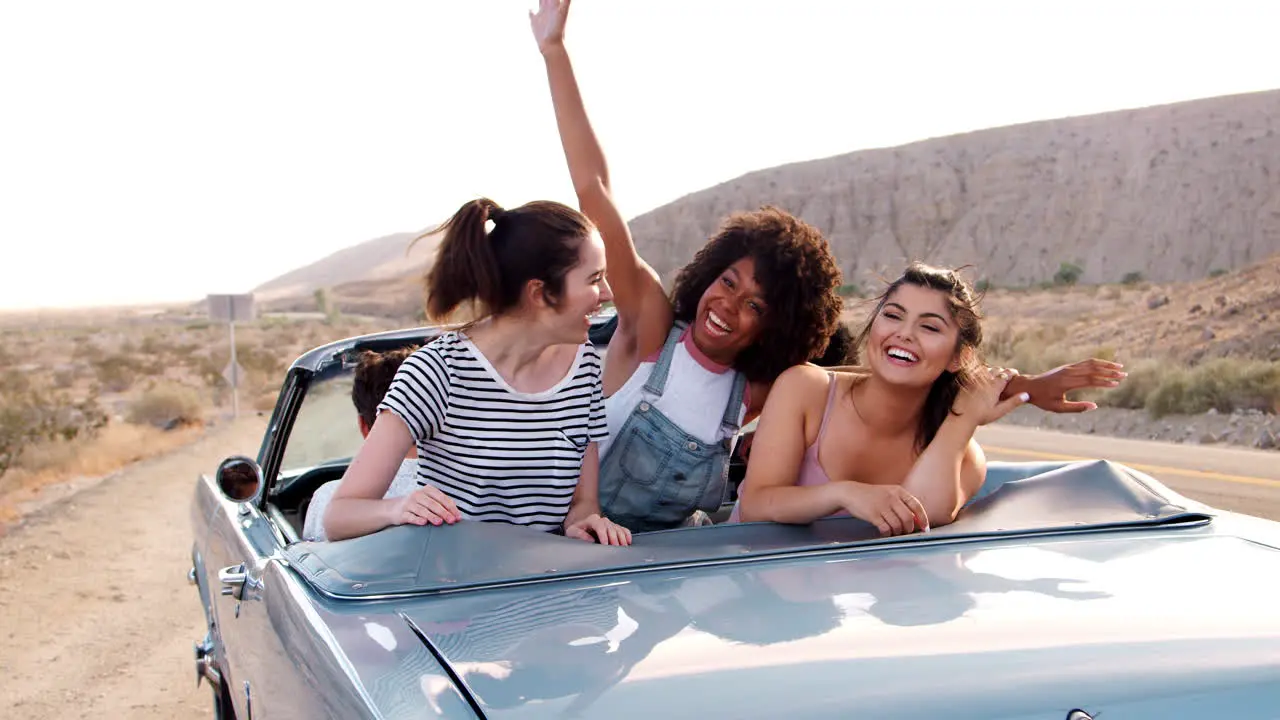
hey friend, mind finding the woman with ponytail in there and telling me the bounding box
[323,197,632,545]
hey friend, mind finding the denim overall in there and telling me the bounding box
[598,322,748,532]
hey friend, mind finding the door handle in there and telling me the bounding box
[218,564,262,601]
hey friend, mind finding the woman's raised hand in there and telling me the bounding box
[955,366,1028,426]
[529,0,571,54]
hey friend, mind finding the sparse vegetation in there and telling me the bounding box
[1121,271,1145,285]
[127,384,205,429]
[0,375,107,482]
[1142,359,1280,418]
[1053,262,1084,286]
[0,308,388,507]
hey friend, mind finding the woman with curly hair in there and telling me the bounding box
[733,263,1124,534]
[530,2,845,533]
[529,0,1121,533]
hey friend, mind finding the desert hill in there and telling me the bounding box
[253,231,439,305]
[250,89,1280,362]
[629,89,1280,289]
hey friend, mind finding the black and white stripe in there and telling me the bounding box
[378,331,607,532]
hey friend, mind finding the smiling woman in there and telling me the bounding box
[531,0,845,533]
[322,196,633,546]
[733,262,1127,533]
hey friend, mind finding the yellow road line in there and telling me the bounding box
[983,445,1280,489]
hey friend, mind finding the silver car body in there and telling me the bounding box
[189,324,1280,719]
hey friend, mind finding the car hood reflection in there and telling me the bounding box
[392,534,1280,719]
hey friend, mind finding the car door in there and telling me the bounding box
[202,482,295,719]
[198,369,326,719]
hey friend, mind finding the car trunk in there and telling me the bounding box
[396,532,1280,719]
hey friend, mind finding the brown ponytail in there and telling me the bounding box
[418,197,594,323]
[422,198,503,321]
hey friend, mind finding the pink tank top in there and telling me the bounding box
[729,372,847,521]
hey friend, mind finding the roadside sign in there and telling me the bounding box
[207,294,256,323]
[222,361,247,388]
[207,293,256,418]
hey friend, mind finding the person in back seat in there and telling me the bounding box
[303,347,421,541]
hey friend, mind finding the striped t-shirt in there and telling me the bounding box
[377,331,608,532]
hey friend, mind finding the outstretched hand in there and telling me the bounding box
[1023,359,1127,413]
[529,0,571,54]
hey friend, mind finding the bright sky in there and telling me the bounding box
[2,1,1278,311]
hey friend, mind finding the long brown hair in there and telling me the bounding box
[853,262,984,451]
[419,198,593,322]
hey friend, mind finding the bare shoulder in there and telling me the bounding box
[770,364,835,408]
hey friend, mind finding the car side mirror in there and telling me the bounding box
[216,456,263,502]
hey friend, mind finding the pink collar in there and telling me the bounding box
[680,326,733,374]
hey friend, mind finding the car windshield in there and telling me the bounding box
[280,368,364,475]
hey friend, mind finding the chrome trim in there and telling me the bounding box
[219,564,263,601]
[194,636,222,688]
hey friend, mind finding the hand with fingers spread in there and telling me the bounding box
[529,0,571,55]
[956,365,1029,426]
[1020,358,1127,413]
[839,482,930,536]
[390,485,462,528]
[565,513,633,546]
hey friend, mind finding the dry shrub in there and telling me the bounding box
[0,421,202,515]
[982,323,1079,375]
[1,375,108,482]
[252,389,280,413]
[127,384,205,428]
[92,354,142,392]
[1145,358,1280,418]
[1097,359,1166,410]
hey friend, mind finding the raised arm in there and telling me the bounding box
[900,368,1026,525]
[530,0,672,363]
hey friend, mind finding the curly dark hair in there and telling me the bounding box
[669,206,844,383]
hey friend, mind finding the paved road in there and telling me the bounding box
[978,424,1280,520]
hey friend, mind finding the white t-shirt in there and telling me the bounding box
[303,459,419,542]
[599,327,748,460]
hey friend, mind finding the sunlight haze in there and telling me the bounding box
[2,0,1278,310]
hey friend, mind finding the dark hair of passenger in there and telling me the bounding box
[810,322,856,367]
[350,346,419,429]
[418,197,594,322]
[669,206,844,383]
[853,261,984,452]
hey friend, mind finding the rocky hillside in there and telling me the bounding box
[253,231,438,304]
[629,89,1280,289]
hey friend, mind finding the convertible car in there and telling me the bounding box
[189,319,1280,719]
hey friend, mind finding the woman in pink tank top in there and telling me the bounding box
[733,263,1126,535]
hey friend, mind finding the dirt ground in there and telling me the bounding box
[0,417,266,719]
